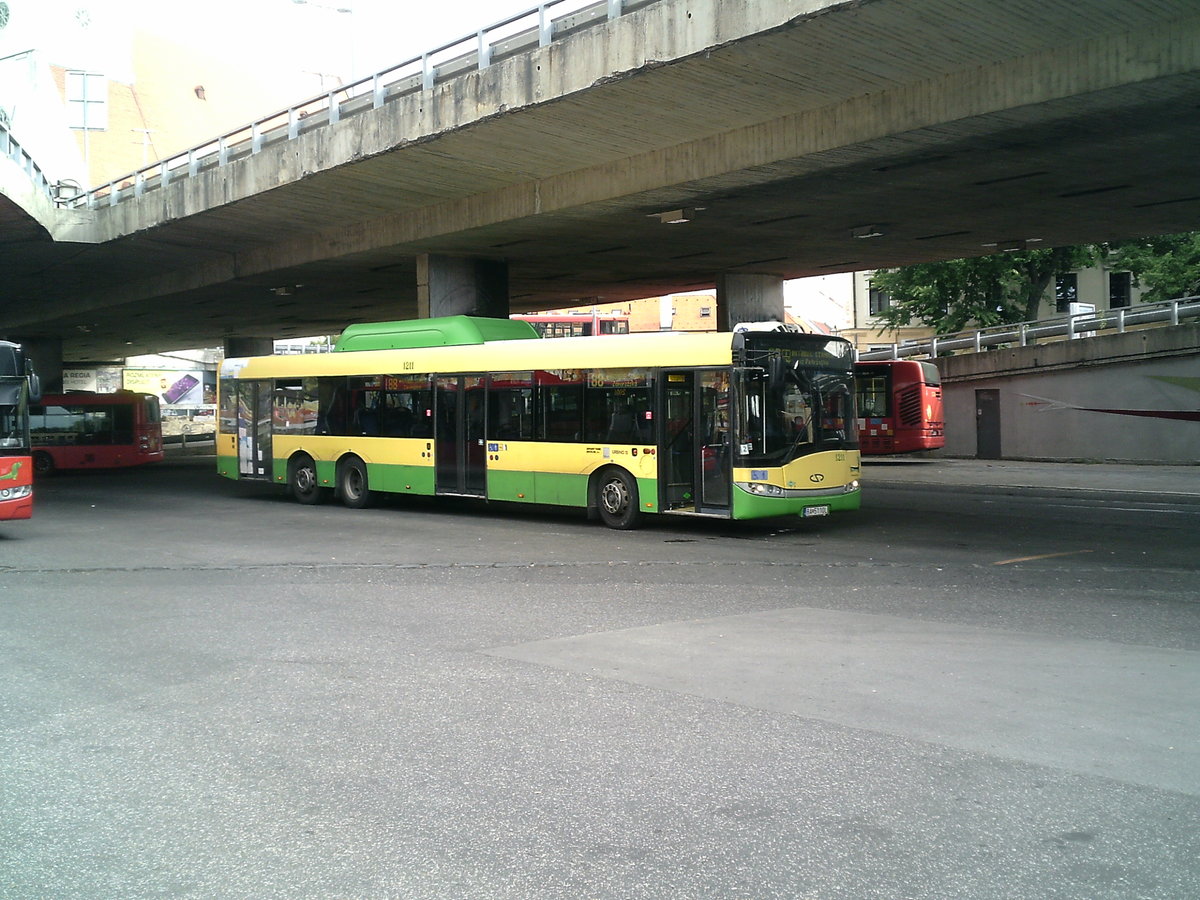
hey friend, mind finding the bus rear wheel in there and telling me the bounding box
[595,467,643,530]
[289,454,325,505]
[32,451,55,477]
[339,456,372,509]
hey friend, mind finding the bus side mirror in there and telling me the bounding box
[28,372,41,404]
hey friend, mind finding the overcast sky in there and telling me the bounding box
[12,0,596,86]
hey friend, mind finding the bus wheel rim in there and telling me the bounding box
[295,467,316,494]
[601,478,628,514]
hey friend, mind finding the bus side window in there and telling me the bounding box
[536,372,583,442]
[488,373,533,440]
[317,377,349,436]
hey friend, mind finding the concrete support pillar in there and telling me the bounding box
[417,254,509,319]
[223,337,274,358]
[14,337,63,394]
[715,273,786,332]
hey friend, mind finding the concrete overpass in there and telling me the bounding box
[3,0,1200,366]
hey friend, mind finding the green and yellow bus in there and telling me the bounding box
[216,316,860,528]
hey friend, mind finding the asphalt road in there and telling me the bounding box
[2,452,1198,900]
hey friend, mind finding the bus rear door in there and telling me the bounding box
[237,381,272,478]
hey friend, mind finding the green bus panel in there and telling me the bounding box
[487,469,539,504]
[217,454,238,480]
[533,471,590,507]
[367,461,436,495]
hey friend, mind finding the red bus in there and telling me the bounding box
[855,360,945,454]
[0,341,37,520]
[29,391,164,476]
[511,311,630,338]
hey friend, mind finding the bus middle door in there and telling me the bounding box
[434,375,486,497]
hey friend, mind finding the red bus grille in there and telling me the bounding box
[898,385,923,426]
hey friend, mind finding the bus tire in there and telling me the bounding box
[289,454,325,505]
[595,467,643,530]
[32,451,55,477]
[338,456,372,509]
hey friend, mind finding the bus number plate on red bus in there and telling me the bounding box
[803,505,831,518]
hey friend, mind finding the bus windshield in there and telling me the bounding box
[0,379,30,452]
[736,363,857,465]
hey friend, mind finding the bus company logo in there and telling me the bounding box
[809,473,825,483]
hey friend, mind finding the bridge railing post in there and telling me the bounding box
[422,52,434,91]
[539,4,552,46]
[608,0,624,19]
[478,30,491,69]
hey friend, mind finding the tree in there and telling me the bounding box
[870,245,1097,335]
[1105,232,1200,303]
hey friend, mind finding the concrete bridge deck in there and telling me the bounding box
[2,0,1200,359]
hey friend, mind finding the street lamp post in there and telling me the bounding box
[291,0,355,83]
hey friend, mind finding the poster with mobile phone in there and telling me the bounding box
[162,373,200,405]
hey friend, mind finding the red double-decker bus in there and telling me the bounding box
[30,391,164,475]
[854,360,945,454]
[0,340,37,520]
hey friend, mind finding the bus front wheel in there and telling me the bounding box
[32,451,55,477]
[289,455,325,505]
[339,456,372,509]
[595,468,643,530]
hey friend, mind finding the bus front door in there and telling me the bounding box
[434,375,486,496]
[659,369,731,514]
[237,380,272,479]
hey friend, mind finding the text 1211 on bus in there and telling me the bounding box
[0,340,38,520]
[30,391,164,476]
[854,360,945,455]
[217,316,861,529]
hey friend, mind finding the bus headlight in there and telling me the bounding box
[845,480,860,493]
[0,484,32,501]
[747,482,784,496]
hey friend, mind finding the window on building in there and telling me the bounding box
[66,71,108,130]
[1109,271,1132,309]
[1055,273,1078,313]
[868,282,891,316]
[699,306,712,318]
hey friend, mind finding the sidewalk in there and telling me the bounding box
[861,456,1200,500]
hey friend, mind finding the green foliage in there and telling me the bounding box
[871,245,1096,334]
[1105,232,1200,303]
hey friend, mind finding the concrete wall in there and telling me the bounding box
[939,326,1199,464]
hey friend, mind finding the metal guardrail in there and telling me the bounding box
[55,0,661,211]
[856,296,1200,360]
[0,121,55,200]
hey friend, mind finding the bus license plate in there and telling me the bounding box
[803,505,831,518]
